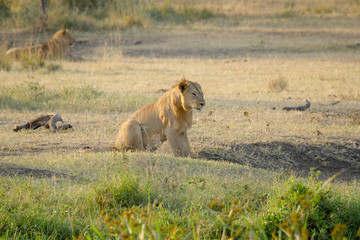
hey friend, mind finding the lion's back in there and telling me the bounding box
[6,45,42,58]
[6,29,75,59]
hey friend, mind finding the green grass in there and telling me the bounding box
[0,152,360,239]
[0,80,158,113]
[0,177,88,239]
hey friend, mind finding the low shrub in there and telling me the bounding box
[95,174,153,216]
[0,0,10,22]
[268,76,288,92]
[148,4,214,23]
[263,175,360,238]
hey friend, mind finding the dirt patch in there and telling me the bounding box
[0,163,77,180]
[116,29,360,59]
[197,141,360,181]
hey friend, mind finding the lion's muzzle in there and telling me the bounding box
[195,102,205,112]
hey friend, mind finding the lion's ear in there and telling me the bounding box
[178,79,189,93]
[60,29,68,36]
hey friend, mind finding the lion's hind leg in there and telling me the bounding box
[113,119,145,151]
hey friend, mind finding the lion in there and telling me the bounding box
[113,78,205,157]
[6,29,76,59]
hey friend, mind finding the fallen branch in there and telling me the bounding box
[13,113,71,133]
[282,99,311,111]
[330,101,340,106]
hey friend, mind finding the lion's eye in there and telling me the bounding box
[192,93,197,97]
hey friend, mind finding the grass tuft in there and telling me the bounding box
[148,4,215,24]
[121,14,144,28]
[95,174,152,217]
[268,76,289,92]
[0,41,12,71]
[263,173,360,239]
[45,63,63,72]
[0,0,10,21]
[20,53,45,71]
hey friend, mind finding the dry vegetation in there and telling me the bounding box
[0,0,360,239]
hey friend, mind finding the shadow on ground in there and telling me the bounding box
[196,141,360,181]
[0,163,77,180]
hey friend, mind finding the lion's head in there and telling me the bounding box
[177,78,205,112]
[52,29,75,46]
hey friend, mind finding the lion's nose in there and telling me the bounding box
[200,103,205,107]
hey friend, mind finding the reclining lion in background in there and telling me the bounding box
[6,29,76,59]
[113,78,205,157]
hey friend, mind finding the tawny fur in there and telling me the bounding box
[114,78,205,157]
[6,29,75,59]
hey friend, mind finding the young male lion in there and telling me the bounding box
[114,78,205,157]
[6,29,76,59]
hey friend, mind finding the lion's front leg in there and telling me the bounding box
[178,132,191,157]
[165,129,190,157]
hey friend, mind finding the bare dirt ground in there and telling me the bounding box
[196,141,360,181]
[77,27,360,60]
[1,24,359,181]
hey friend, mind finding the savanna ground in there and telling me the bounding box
[0,0,360,239]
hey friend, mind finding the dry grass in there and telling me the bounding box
[268,76,289,92]
[1,21,359,161]
[0,40,12,71]
[1,40,359,178]
[216,0,360,17]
